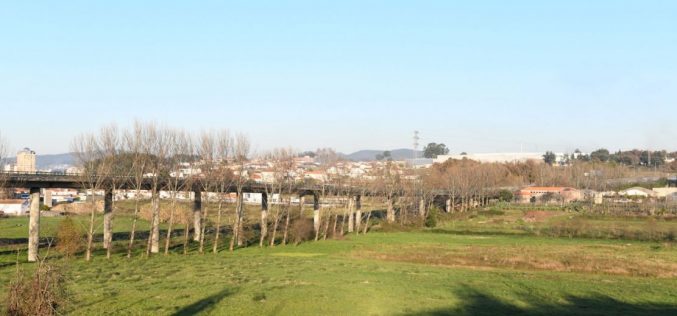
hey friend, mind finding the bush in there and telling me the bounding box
[425,207,438,228]
[56,217,84,258]
[290,218,315,245]
[40,205,51,211]
[7,262,68,316]
[498,190,514,202]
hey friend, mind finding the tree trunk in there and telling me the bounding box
[183,222,189,255]
[86,197,96,261]
[164,198,177,255]
[355,199,362,234]
[419,198,426,219]
[282,205,291,245]
[127,196,140,258]
[314,208,321,241]
[331,214,338,238]
[340,210,347,236]
[269,205,280,247]
[363,212,371,234]
[259,209,268,247]
[322,211,330,240]
[103,189,113,252]
[199,204,209,254]
[230,193,242,252]
[213,199,224,253]
[386,195,395,223]
[150,194,161,253]
[347,197,354,233]
[193,191,202,242]
[237,193,245,247]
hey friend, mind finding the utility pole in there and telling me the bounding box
[413,130,420,162]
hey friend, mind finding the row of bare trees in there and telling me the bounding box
[68,122,375,262]
[70,122,253,261]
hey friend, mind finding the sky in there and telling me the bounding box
[1,1,676,155]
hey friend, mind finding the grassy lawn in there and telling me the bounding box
[1,211,676,315]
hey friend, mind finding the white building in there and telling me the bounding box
[0,200,29,215]
[618,187,655,198]
[434,152,567,164]
[652,187,677,198]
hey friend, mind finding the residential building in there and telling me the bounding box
[516,186,582,203]
[16,148,37,173]
[0,199,29,216]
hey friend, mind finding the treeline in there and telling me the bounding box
[559,148,677,168]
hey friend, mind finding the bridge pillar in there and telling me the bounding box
[28,187,41,262]
[103,189,113,249]
[313,194,321,235]
[259,192,268,247]
[43,189,53,208]
[193,190,202,242]
[355,195,362,233]
[347,196,354,233]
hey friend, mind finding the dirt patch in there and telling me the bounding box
[523,211,562,223]
[352,245,677,278]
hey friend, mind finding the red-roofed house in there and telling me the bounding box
[516,187,582,203]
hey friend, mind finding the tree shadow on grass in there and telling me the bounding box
[408,285,677,316]
[170,288,234,316]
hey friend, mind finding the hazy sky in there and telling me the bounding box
[1,1,676,155]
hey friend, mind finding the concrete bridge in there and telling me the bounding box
[0,171,374,262]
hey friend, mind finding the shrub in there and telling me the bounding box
[290,218,315,245]
[56,217,84,258]
[40,205,51,211]
[425,207,438,228]
[497,190,514,202]
[7,262,68,316]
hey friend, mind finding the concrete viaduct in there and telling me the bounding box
[1,172,378,262]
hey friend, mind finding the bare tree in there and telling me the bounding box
[124,122,149,258]
[143,123,170,255]
[71,125,118,261]
[196,131,217,254]
[229,134,250,251]
[99,125,121,259]
[212,130,233,253]
[164,129,194,255]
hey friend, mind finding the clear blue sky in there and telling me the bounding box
[1,1,676,155]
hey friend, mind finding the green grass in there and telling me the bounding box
[1,212,676,315]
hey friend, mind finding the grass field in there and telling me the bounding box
[1,209,676,315]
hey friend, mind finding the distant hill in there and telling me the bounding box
[3,153,76,170]
[342,149,422,161]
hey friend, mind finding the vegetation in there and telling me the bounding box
[423,142,450,158]
[1,210,675,315]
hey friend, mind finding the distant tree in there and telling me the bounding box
[497,189,514,202]
[640,150,666,167]
[423,143,450,159]
[542,151,557,166]
[375,151,392,161]
[315,148,339,165]
[383,151,392,161]
[460,152,467,155]
[590,149,610,162]
[299,151,316,158]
